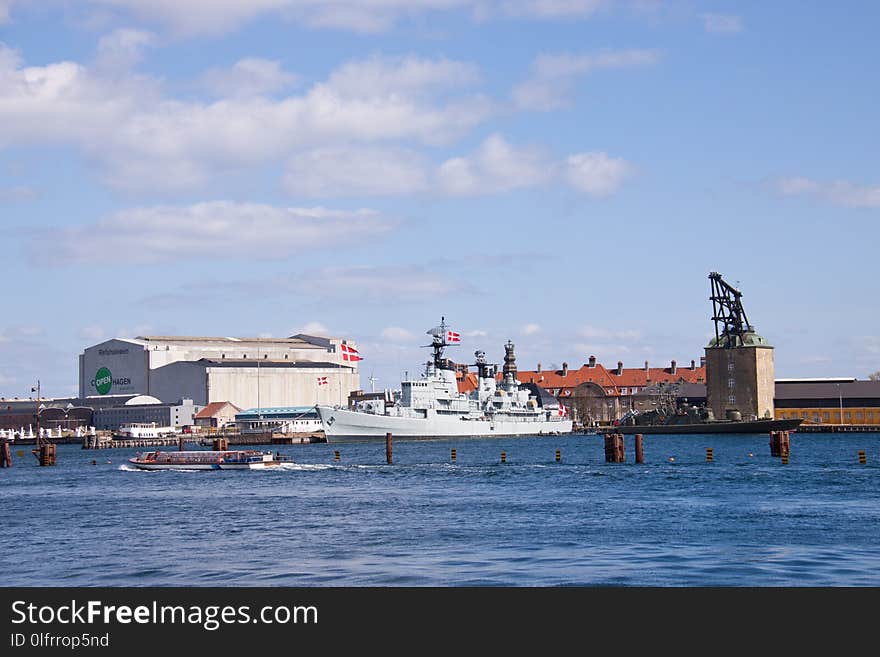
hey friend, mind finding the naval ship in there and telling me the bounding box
[316,319,573,443]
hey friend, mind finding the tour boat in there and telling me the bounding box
[128,449,291,470]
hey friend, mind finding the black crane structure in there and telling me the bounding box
[709,272,754,349]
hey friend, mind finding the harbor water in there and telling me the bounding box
[2,432,879,586]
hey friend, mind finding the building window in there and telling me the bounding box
[727,362,734,372]
[845,412,851,421]
[727,395,736,404]
[856,411,863,421]
[823,412,830,421]
[727,378,735,388]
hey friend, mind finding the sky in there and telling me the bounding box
[1,1,879,399]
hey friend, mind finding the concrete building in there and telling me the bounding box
[92,396,202,431]
[704,331,775,421]
[78,334,361,410]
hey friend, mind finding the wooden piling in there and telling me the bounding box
[385,432,393,464]
[334,450,340,462]
[178,435,185,452]
[38,443,56,466]
[706,447,714,463]
[858,450,867,465]
[605,433,625,463]
[634,434,644,464]
[0,439,11,468]
[769,431,780,457]
[501,451,507,463]
[212,438,229,451]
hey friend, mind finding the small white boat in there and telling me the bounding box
[128,449,291,470]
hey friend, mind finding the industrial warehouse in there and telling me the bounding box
[78,333,361,409]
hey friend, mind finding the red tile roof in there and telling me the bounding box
[194,401,241,419]
[458,359,706,395]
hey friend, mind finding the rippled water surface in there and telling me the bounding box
[2,433,879,586]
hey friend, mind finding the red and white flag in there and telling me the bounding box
[558,403,568,417]
[340,344,362,362]
[446,330,461,343]
[316,376,328,386]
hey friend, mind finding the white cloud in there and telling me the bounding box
[89,0,292,36]
[294,264,474,301]
[296,321,330,335]
[0,46,492,192]
[79,1,613,36]
[522,323,542,335]
[0,0,11,24]
[45,202,396,264]
[701,13,743,34]
[564,151,632,197]
[95,28,155,72]
[279,134,633,199]
[513,49,660,110]
[464,329,488,338]
[477,0,608,21]
[78,325,107,342]
[774,177,880,208]
[436,136,633,198]
[200,58,298,98]
[436,133,553,195]
[381,327,417,343]
[325,54,481,99]
[284,146,429,197]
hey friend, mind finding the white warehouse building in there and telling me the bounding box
[79,334,360,410]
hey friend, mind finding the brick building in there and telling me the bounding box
[459,355,706,426]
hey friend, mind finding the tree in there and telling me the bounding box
[869,371,880,381]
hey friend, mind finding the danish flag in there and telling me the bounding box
[558,403,568,417]
[340,344,362,362]
[446,330,461,343]
[316,376,328,386]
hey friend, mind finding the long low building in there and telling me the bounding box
[79,334,360,410]
[92,396,202,431]
[774,379,880,425]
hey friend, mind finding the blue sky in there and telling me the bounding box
[1,1,878,398]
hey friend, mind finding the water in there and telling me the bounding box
[2,433,879,586]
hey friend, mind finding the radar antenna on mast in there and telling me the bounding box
[422,316,459,370]
[709,272,754,348]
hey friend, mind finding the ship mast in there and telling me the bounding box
[424,316,458,371]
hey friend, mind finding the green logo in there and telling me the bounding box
[95,367,113,395]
